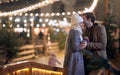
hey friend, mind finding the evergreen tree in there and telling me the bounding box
[104,16,119,59]
[0,25,23,63]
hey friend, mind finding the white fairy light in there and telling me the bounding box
[9,17,13,20]
[24,19,27,23]
[35,13,39,16]
[25,13,28,16]
[40,13,44,17]
[63,18,67,21]
[27,29,30,33]
[27,33,30,37]
[3,24,6,27]
[30,13,34,16]
[54,20,57,23]
[0,0,59,17]
[56,28,60,32]
[55,23,59,26]
[10,24,13,27]
[39,18,43,22]
[85,0,98,12]
[67,12,71,15]
[24,24,27,27]
[45,18,49,22]
[30,18,34,22]
[30,23,34,26]
[78,11,82,14]
[51,13,55,16]
[19,13,23,16]
[15,18,20,22]
[56,13,60,16]
[36,24,40,27]
[17,24,20,27]
[42,24,46,27]
[14,13,17,16]
[62,12,65,15]
[72,11,76,14]
[45,13,50,17]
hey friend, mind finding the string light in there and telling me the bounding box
[0,0,98,17]
[0,0,19,4]
[0,0,98,29]
[3,24,6,27]
[0,0,60,17]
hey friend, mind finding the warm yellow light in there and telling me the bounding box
[34,28,40,35]
[8,67,63,75]
[7,74,10,75]
[83,0,98,13]
[16,68,29,73]
[32,68,63,75]
[62,12,65,15]
[0,0,59,17]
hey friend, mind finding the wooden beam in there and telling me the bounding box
[104,0,109,18]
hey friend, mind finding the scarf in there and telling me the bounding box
[65,24,83,52]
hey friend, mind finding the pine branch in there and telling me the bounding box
[81,49,120,75]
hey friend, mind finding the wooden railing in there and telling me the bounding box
[0,61,63,75]
[12,44,36,62]
[12,43,59,62]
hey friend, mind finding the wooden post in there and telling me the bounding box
[31,17,35,44]
[43,29,47,52]
[29,63,32,75]
[31,24,34,43]
[0,17,2,30]
[104,0,109,18]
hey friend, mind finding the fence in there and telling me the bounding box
[0,61,63,75]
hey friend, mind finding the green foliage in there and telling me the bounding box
[49,28,67,50]
[104,16,118,59]
[58,29,67,50]
[0,29,22,60]
[49,28,58,42]
[83,49,109,71]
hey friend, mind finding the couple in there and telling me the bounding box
[63,12,107,75]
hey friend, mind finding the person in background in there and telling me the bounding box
[81,12,107,75]
[48,52,61,67]
[63,13,87,75]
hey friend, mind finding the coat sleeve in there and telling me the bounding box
[87,25,107,50]
[70,30,81,52]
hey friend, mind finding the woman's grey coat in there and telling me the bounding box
[63,29,85,75]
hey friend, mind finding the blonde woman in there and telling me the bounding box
[63,13,87,75]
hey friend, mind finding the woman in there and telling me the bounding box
[63,13,87,75]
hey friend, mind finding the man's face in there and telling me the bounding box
[83,15,93,28]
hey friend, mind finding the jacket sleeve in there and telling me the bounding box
[70,30,81,52]
[87,25,107,50]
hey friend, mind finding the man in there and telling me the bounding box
[81,12,107,75]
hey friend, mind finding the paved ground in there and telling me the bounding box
[30,50,65,68]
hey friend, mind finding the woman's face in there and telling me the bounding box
[79,22,85,30]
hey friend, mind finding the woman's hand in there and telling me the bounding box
[80,40,87,49]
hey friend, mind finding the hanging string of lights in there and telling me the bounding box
[0,0,19,4]
[0,0,60,17]
[1,0,99,30]
[0,0,98,17]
